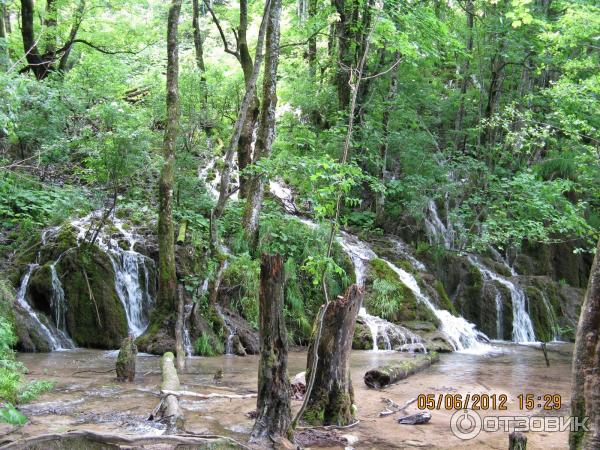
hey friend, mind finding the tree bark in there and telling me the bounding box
[375,53,399,225]
[43,0,58,54]
[20,0,50,79]
[116,336,137,382]
[175,285,185,372]
[250,254,292,446]
[208,0,271,251]
[158,352,184,434]
[237,0,260,199]
[192,0,205,72]
[0,5,7,71]
[58,0,86,73]
[242,0,282,255]
[570,237,600,449]
[303,285,362,425]
[509,431,527,450]
[157,0,182,315]
[307,0,317,78]
[453,0,473,153]
[364,353,439,388]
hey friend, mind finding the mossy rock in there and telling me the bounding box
[364,258,439,327]
[136,306,176,355]
[352,321,373,350]
[57,245,128,349]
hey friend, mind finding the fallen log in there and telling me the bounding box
[0,430,247,449]
[364,353,439,389]
[161,389,257,400]
[151,352,184,434]
[397,411,431,425]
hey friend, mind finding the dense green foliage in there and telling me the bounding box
[0,0,598,351]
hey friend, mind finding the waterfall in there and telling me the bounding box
[215,305,237,355]
[16,265,64,350]
[70,212,156,337]
[182,303,194,357]
[381,259,489,353]
[48,264,75,347]
[540,291,560,341]
[424,199,455,250]
[468,256,536,343]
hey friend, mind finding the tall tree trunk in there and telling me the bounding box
[20,0,49,79]
[192,0,205,72]
[237,0,259,199]
[58,0,85,73]
[307,0,317,78]
[250,254,292,445]
[570,238,600,449]
[481,41,506,148]
[44,0,58,54]
[375,54,399,225]
[453,0,473,153]
[175,285,186,372]
[157,0,182,315]
[242,0,282,254]
[208,0,271,251]
[0,4,7,70]
[3,4,10,34]
[302,285,362,425]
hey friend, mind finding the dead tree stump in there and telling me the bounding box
[116,335,137,382]
[509,431,527,449]
[303,285,363,426]
[250,254,293,446]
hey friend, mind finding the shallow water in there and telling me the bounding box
[3,343,573,449]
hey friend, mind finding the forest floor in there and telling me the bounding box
[0,344,572,449]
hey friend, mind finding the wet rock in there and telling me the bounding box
[116,336,137,381]
[352,320,374,350]
[58,246,128,349]
[13,304,53,352]
[217,308,259,355]
[402,321,437,332]
[229,334,246,356]
[421,331,454,353]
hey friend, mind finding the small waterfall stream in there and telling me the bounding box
[16,265,63,350]
[468,256,536,343]
[71,213,156,337]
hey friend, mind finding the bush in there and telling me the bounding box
[194,334,224,357]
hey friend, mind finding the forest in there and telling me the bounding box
[0,0,599,448]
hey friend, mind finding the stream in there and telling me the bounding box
[2,343,573,449]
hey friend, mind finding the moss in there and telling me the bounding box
[434,280,457,315]
[58,245,128,348]
[525,286,555,342]
[364,259,439,327]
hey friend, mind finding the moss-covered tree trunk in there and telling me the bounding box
[242,0,282,254]
[250,254,292,445]
[570,237,600,449]
[303,285,362,425]
[157,0,182,317]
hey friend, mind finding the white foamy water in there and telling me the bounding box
[468,255,536,343]
[70,212,155,337]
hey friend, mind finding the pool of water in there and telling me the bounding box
[2,342,573,449]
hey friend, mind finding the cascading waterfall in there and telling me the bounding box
[540,291,560,341]
[424,199,455,250]
[16,265,63,350]
[468,255,536,343]
[70,212,156,337]
[382,258,489,353]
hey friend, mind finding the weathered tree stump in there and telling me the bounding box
[363,352,440,389]
[509,431,527,449]
[303,285,363,426]
[570,238,600,450]
[157,352,184,434]
[250,254,293,446]
[115,335,137,382]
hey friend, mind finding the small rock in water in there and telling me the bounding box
[397,411,431,425]
[116,336,137,382]
[213,369,223,382]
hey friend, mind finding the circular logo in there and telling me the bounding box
[450,409,482,440]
